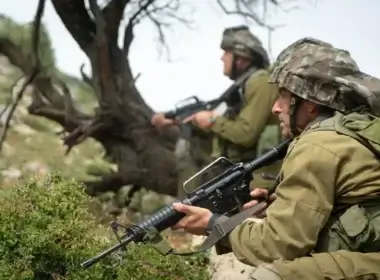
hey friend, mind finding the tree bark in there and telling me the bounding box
[50,0,182,197]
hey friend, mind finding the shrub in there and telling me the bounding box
[0,174,209,280]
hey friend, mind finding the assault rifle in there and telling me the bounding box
[163,67,257,121]
[81,138,291,269]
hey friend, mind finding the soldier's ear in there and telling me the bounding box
[306,100,318,114]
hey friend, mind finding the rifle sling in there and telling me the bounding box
[166,201,267,256]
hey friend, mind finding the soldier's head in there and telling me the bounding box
[269,37,380,138]
[220,25,270,80]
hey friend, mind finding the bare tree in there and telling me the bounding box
[0,0,308,198]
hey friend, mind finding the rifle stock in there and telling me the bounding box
[81,138,291,269]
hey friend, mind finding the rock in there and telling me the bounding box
[2,142,15,157]
[1,166,22,179]
[24,161,49,176]
[12,123,36,136]
[208,249,257,280]
[191,231,259,280]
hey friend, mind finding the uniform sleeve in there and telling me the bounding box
[209,73,278,147]
[274,250,380,279]
[228,139,339,266]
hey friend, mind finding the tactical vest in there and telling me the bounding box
[301,112,380,253]
[188,127,213,168]
[213,69,281,162]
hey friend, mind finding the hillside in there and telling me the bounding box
[0,14,111,191]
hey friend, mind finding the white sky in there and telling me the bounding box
[2,0,380,111]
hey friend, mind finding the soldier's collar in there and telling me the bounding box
[301,114,333,135]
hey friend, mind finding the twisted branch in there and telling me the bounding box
[0,0,46,152]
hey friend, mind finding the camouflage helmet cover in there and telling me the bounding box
[269,37,380,116]
[221,25,270,68]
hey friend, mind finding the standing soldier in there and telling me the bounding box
[171,37,380,279]
[152,25,281,197]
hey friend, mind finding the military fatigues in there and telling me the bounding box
[177,25,282,198]
[228,113,380,278]
[274,251,380,280]
[209,25,282,189]
[177,70,281,198]
[214,38,380,278]
[209,69,281,188]
[210,69,279,162]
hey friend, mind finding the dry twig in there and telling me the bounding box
[0,0,46,152]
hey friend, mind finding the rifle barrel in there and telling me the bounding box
[244,138,292,172]
[81,234,134,269]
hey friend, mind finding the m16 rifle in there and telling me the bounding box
[163,67,257,121]
[81,138,291,269]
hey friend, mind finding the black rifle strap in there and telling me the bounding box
[168,200,268,256]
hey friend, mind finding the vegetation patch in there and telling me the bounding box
[0,174,209,280]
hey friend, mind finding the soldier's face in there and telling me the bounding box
[272,89,293,137]
[272,89,318,137]
[221,51,233,76]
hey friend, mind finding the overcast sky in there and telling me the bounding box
[2,0,380,111]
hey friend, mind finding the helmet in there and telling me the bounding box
[221,25,270,68]
[269,37,380,116]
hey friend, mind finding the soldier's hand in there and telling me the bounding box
[171,203,212,235]
[242,188,277,210]
[151,113,175,128]
[183,111,216,129]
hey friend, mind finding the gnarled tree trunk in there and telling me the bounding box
[0,0,182,197]
[49,0,181,196]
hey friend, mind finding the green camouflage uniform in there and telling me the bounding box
[208,26,282,189]
[177,26,282,198]
[222,38,380,279]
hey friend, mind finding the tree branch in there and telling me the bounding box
[89,0,117,107]
[215,0,301,32]
[0,2,100,155]
[101,0,130,45]
[142,0,193,58]
[79,63,95,89]
[217,0,276,30]
[51,0,96,54]
[123,0,156,55]
[0,76,24,120]
[122,0,194,59]
[0,0,46,152]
